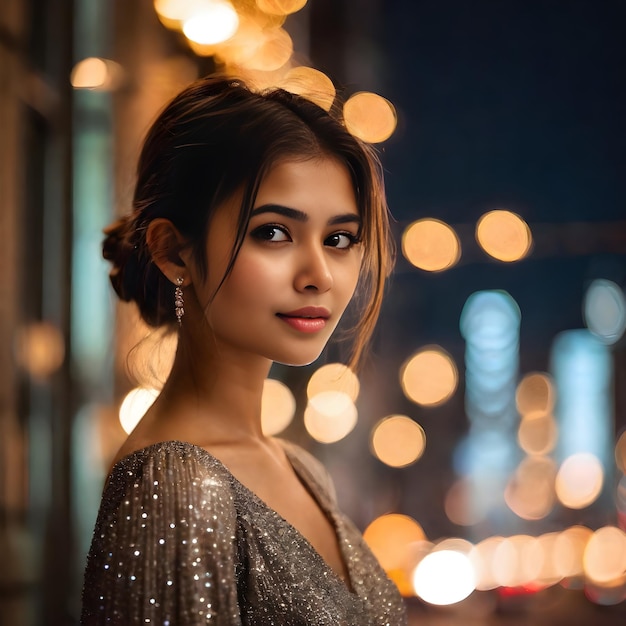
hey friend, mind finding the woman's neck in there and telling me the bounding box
[142,325,273,447]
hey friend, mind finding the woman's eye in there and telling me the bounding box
[325,232,359,250]
[251,225,290,242]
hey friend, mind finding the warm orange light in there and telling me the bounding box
[492,535,543,588]
[517,412,558,456]
[154,0,210,29]
[535,532,565,587]
[303,391,357,443]
[475,210,532,262]
[363,514,426,571]
[470,536,505,591]
[413,549,476,605]
[343,92,397,143]
[555,452,604,509]
[504,456,556,520]
[280,66,335,111]
[119,387,159,434]
[129,328,177,389]
[260,378,295,435]
[554,525,592,578]
[402,219,461,272]
[583,526,626,584]
[371,415,426,468]
[400,346,458,406]
[307,362,359,402]
[15,322,65,379]
[240,27,293,71]
[256,0,307,16]
[71,57,123,91]
[515,372,555,416]
[444,478,487,526]
[182,0,239,45]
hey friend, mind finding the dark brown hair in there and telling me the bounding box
[103,74,393,368]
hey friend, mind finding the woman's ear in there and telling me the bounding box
[145,219,191,284]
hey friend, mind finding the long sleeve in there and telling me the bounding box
[81,442,242,625]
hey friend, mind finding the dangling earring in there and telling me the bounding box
[175,277,184,326]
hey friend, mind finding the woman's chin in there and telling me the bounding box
[274,350,325,368]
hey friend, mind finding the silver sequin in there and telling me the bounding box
[81,440,407,625]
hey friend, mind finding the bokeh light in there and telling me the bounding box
[444,478,488,526]
[583,526,626,584]
[303,391,357,443]
[15,322,65,379]
[400,346,458,406]
[471,536,505,591]
[535,532,565,587]
[516,372,555,416]
[240,26,293,71]
[130,330,177,389]
[363,514,426,572]
[555,452,604,509]
[492,535,543,588]
[279,66,336,111]
[307,362,359,402]
[256,0,308,16]
[371,415,426,468]
[182,0,239,45]
[154,0,209,29]
[475,210,532,262]
[583,278,626,345]
[119,387,159,434]
[554,525,592,578]
[343,92,397,143]
[517,412,558,456]
[401,218,461,272]
[413,550,476,605]
[71,57,123,91]
[504,456,556,520]
[260,378,295,435]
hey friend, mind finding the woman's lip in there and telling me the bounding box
[278,306,330,318]
[277,315,328,333]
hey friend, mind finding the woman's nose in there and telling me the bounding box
[294,245,333,293]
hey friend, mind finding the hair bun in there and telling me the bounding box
[102,216,140,303]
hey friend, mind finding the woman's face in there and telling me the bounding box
[189,156,363,366]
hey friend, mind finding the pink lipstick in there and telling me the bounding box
[277,307,330,334]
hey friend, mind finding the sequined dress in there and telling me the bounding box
[81,440,407,625]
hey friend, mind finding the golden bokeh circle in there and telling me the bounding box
[517,412,558,456]
[343,92,397,143]
[371,415,426,468]
[583,526,626,583]
[256,0,308,16]
[402,219,461,272]
[15,322,66,379]
[260,378,296,435]
[475,210,532,262]
[516,372,555,416]
[307,363,360,402]
[555,452,604,509]
[504,456,556,520]
[363,514,426,571]
[280,66,336,111]
[119,387,159,435]
[400,347,458,406]
[303,391,357,443]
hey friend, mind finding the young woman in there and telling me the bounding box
[81,75,406,625]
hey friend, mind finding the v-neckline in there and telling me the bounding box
[116,440,357,596]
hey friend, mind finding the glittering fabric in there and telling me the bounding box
[81,440,407,625]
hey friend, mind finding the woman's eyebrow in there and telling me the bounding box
[251,204,361,226]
